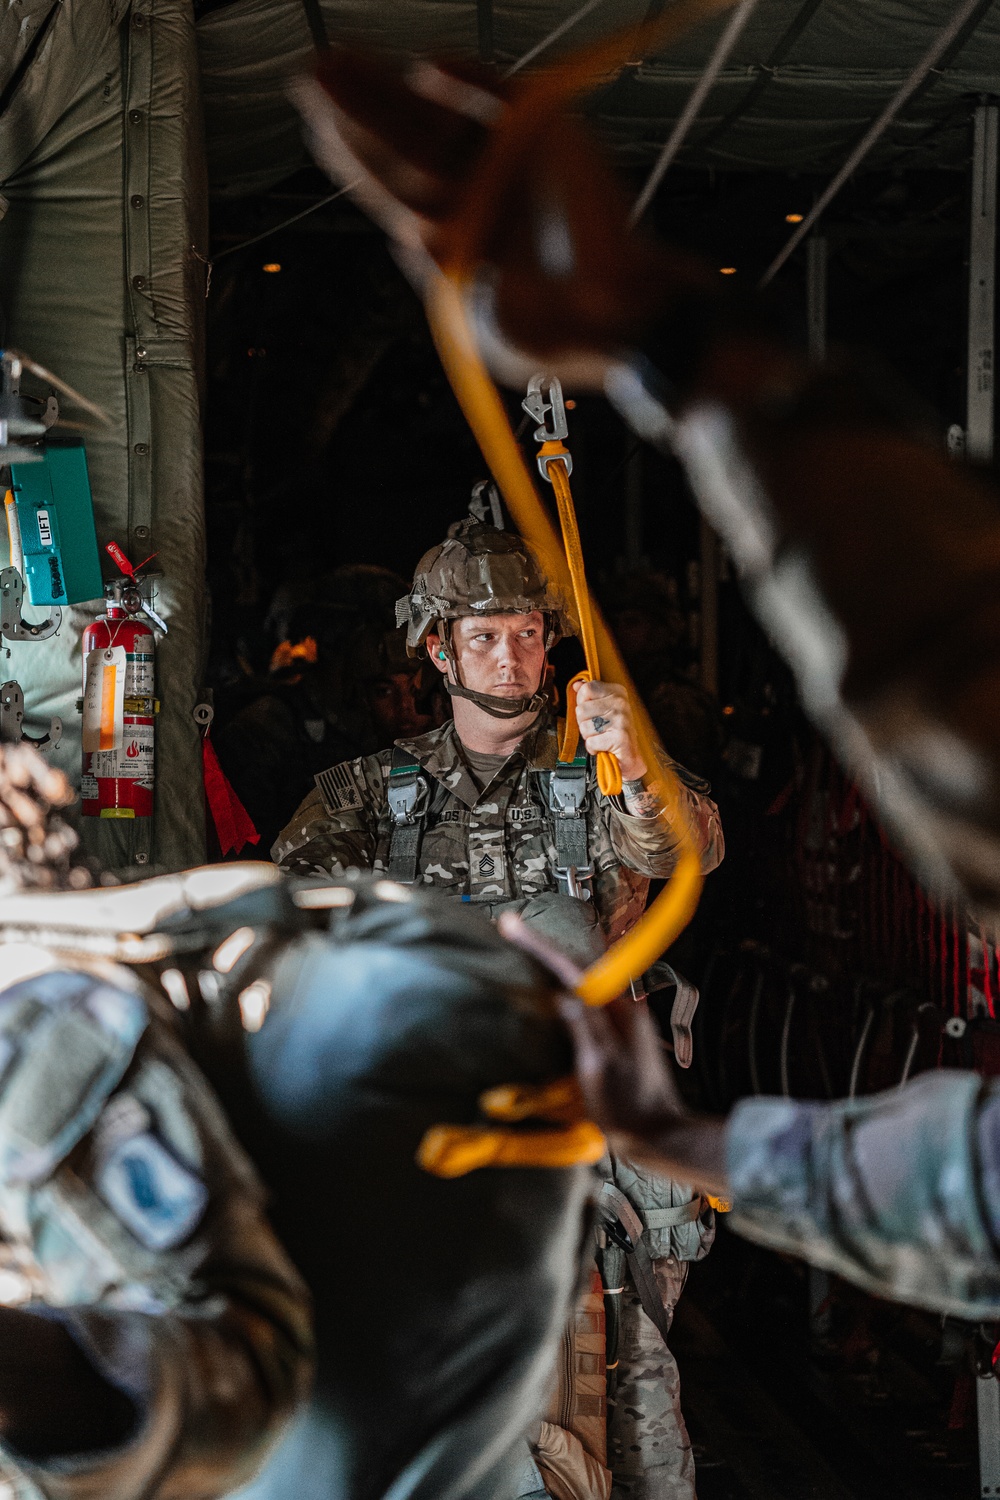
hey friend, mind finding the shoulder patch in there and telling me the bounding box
[96,1131,208,1252]
[316,760,365,813]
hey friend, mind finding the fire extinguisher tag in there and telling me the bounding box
[83,646,127,753]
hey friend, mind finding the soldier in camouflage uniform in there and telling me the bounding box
[274,517,724,1500]
[273,517,722,932]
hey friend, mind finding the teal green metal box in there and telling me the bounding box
[9,441,103,606]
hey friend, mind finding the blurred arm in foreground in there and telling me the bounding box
[294,44,1000,925]
[505,914,1000,1323]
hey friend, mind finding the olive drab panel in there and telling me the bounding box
[0,0,209,872]
[195,0,1000,204]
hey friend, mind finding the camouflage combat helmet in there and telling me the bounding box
[396,516,574,719]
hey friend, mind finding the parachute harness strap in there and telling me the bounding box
[415,0,733,1177]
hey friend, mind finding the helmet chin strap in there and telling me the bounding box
[444,678,549,718]
[438,620,549,721]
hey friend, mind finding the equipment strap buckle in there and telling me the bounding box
[548,759,587,817]
[546,760,593,899]
[523,374,569,440]
[386,766,428,827]
[386,750,430,885]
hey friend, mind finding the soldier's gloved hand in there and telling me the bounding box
[293,46,712,386]
[574,679,645,783]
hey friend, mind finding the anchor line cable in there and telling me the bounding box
[504,0,609,78]
[759,0,989,286]
[211,182,360,266]
[631,0,761,224]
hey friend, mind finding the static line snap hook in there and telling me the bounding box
[523,373,570,444]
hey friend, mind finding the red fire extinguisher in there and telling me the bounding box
[80,543,164,821]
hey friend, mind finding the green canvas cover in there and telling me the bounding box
[198,0,1000,198]
[0,0,209,872]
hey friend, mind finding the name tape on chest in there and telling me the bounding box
[435,804,542,824]
[316,761,365,814]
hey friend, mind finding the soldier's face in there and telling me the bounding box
[367,672,431,739]
[433,612,547,698]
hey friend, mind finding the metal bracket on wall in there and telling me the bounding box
[0,568,61,641]
[0,680,62,750]
[0,681,23,742]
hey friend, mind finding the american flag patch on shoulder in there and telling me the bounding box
[316,761,365,813]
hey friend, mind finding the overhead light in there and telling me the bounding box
[785,213,804,224]
[565,399,577,410]
[719,267,737,275]
[262,262,281,273]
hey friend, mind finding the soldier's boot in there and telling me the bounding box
[607,1258,695,1500]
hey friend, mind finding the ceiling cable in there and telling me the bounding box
[504,0,608,78]
[212,181,360,265]
[630,0,761,225]
[759,0,989,286]
[692,0,825,152]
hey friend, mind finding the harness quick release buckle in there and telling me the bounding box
[386,755,430,885]
[386,765,428,827]
[548,759,592,901]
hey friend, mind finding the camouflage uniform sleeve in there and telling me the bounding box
[0,969,313,1500]
[727,1071,1000,1321]
[271,752,387,877]
[602,759,724,879]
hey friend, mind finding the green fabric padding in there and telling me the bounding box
[0,0,209,872]
[196,0,1000,197]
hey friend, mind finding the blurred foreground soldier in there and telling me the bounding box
[0,743,598,1500]
[275,518,723,1500]
[0,745,313,1499]
[282,46,1000,1326]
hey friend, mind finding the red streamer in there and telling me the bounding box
[202,735,260,857]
